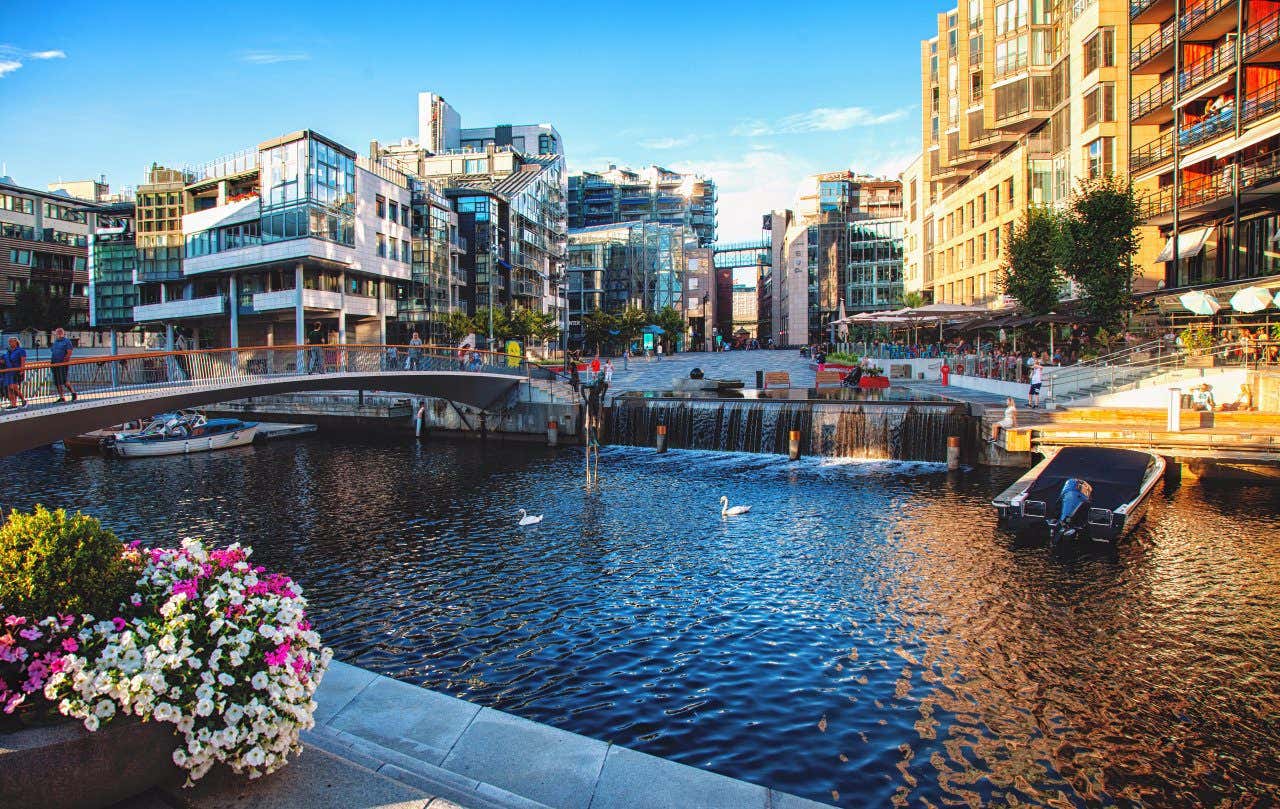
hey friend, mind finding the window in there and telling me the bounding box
[8,249,30,266]
[971,71,983,102]
[376,195,386,218]
[463,159,489,174]
[377,233,387,258]
[1083,83,1115,127]
[0,194,34,214]
[538,134,556,155]
[401,205,410,227]
[389,200,399,222]
[996,36,1028,77]
[995,0,1028,35]
[1083,28,1115,75]
[1086,137,1114,178]
[402,239,410,263]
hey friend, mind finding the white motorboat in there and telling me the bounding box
[110,413,258,458]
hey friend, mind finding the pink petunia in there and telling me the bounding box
[264,641,292,667]
[61,638,78,653]
[18,627,41,642]
[290,654,312,674]
[4,616,26,628]
[112,617,127,632]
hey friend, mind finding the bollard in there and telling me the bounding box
[788,429,801,461]
[656,424,668,453]
[547,420,559,447]
[1168,387,1182,432]
[756,369,764,389]
[947,435,961,470]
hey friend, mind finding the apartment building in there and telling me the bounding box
[901,155,933,301]
[0,176,98,332]
[1130,0,1280,296]
[417,92,563,157]
[731,283,759,337]
[568,165,718,247]
[920,0,1161,306]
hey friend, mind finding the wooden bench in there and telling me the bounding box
[815,370,844,388]
[763,371,791,389]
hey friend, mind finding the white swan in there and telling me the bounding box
[719,496,751,517]
[517,508,544,527]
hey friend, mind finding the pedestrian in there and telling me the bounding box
[49,327,77,402]
[1028,359,1043,408]
[622,347,630,370]
[603,359,614,385]
[656,342,664,361]
[173,330,191,380]
[569,358,581,393]
[307,322,326,374]
[4,337,28,409]
[590,352,601,382]
[415,400,427,437]
[409,331,424,370]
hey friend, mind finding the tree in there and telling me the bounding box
[580,309,616,352]
[442,311,477,343]
[472,306,510,344]
[653,305,685,351]
[1000,206,1067,316]
[532,311,561,345]
[1062,175,1142,331]
[506,307,540,344]
[616,305,647,347]
[902,291,925,309]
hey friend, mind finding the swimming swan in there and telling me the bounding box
[517,508,544,526]
[719,496,751,517]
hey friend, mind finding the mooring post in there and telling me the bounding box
[947,435,960,470]
[1168,387,1182,432]
[755,369,764,389]
[547,420,559,447]
[656,423,668,453]
[789,429,801,461]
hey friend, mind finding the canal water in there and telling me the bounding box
[2,437,1278,807]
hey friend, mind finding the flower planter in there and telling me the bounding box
[0,716,180,808]
[816,363,856,373]
[859,376,890,389]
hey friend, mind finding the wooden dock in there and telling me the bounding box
[253,422,319,441]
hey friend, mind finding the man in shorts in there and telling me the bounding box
[1028,359,1043,408]
[50,327,77,402]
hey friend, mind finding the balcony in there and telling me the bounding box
[1180,0,1237,41]
[1180,171,1235,209]
[1137,186,1174,220]
[344,294,378,317]
[1131,76,1177,124]
[133,295,226,323]
[1131,0,1173,24]
[1131,20,1177,73]
[1245,10,1280,62]
[253,288,343,312]
[1240,147,1280,189]
[1179,107,1236,151]
[1242,80,1280,124]
[1178,43,1236,96]
[1131,131,1175,173]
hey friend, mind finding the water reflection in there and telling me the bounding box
[1,440,1277,807]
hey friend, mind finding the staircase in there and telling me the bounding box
[1044,340,1243,406]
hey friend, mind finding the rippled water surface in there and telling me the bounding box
[3,437,1280,807]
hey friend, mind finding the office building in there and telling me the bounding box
[918,0,1163,307]
[713,238,772,343]
[684,246,716,350]
[416,92,562,157]
[0,176,98,332]
[569,165,718,247]
[732,283,759,337]
[88,202,138,328]
[1130,0,1280,298]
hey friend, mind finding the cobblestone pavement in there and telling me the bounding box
[598,349,817,395]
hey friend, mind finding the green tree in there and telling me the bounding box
[653,305,685,351]
[506,307,540,344]
[473,306,511,343]
[1062,175,1142,331]
[1000,206,1067,316]
[580,308,616,352]
[442,311,477,342]
[902,291,925,309]
[533,311,561,345]
[616,305,647,347]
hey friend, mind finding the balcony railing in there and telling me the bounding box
[1131,131,1175,172]
[1245,9,1280,57]
[1179,44,1237,94]
[1131,20,1176,70]
[1179,107,1236,150]
[1242,80,1280,124]
[1180,0,1233,36]
[1131,75,1176,119]
[1240,147,1280,187]
[1130,0,1161,19]
[1137,186,1174,218]
[1180,171,1234,207]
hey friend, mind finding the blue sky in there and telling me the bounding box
[0,0,934,242]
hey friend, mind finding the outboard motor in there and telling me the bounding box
[1047,478,1093,546]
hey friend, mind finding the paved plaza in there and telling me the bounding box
[599,349,817,395]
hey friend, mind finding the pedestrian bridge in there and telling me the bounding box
[0,344,568,458]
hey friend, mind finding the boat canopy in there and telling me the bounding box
[1024,447,1156,510]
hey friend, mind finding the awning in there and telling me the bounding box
[1155,227,1214,262]
[1214,117,1280,161]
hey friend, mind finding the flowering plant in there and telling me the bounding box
[45,539,332,783]
[0,613,80,717]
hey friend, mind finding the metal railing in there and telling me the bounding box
[1178,44,1236,95]
[3,343,576,413]
[1131,20,1176,70]
[1138,186,1174,218]
[1130,75,1176,120]
[1130,0,1163,19]
[1180,0,1232,35]
[1242,80,1280,125]
[1179,108,1236,150]
[1180,170,1234,207]
[1131,131,1175,172]
[1245,9,1280,57]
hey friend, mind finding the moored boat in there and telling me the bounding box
[110,413,258,458]
[992,446,1166,545]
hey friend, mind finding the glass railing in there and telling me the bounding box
[1179,44,1236,94]
[1131,75,1176,119]
[1179,107,1236,150]
[1180,0,1233,35]
[1245,9,1280,56]
[1131,131,1175,171]
[1242,80,1280,123]
[1131,20,1176,69]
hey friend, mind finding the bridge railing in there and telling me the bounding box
[5,344,560,410]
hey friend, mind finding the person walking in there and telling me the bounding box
[656,342,664,361]
[49,327,77,402]
[409,331,424,371]
[307,322,326,374]
[1028,359,1044,409]
[590,353,601,383]
[4,337,28,409]
[622,347,630,370]
[603,359,614,385]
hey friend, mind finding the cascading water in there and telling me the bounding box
[606,398,976,462]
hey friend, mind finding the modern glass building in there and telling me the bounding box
[569,165,717,247]
[88,203,138,328]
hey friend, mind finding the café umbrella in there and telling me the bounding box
[1229,286,1273,313]
[1178,290,1223,316]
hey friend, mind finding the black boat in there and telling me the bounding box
[992,447,1166,544]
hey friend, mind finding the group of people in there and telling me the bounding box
[1188,382,1255,412]
[2,328,78,410]
[567,352,615,394]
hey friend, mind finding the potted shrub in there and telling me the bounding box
[0,506,332,807]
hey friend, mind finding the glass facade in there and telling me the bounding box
[260,136,356,246]
[90,212,138,328]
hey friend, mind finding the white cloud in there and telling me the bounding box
[732,106,908,137]
[0,61,21,78]
[28,50,65,60]
[639,135,698,150]
[671,149,817,242]
[241,51,310,65]
[0,46,66,78]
